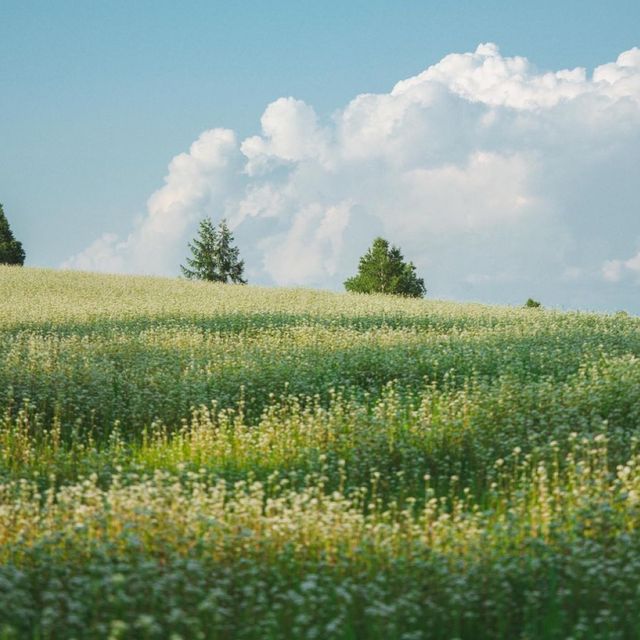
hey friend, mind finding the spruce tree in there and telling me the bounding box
[344,237,425,298]
[181,217,246,284]
[0,204,25,266]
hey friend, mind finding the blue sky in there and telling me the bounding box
[2,1,640,311]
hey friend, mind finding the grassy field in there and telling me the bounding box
[1,265,640,639]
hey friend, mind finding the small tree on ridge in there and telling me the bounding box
[0,203,25,266]
[344,237,426,298]
[181,217,246,284]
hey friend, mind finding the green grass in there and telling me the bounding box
[1,265,640,639]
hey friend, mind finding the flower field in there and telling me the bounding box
[1,266,640,639]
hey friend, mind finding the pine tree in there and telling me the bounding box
[181,217,246,284]
[0,204,25,266]
[344,237,425,298]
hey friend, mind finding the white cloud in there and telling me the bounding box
[63,128,241,274]
[64,233,126,273]
[391,43,590,110]
[603,251,640,283]
[399,151,536,234]
[64,43,640,312]
[241,98,331,175]
[263,201,352,286]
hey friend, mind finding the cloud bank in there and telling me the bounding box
[64,44,640,312]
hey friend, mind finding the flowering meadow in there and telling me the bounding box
[1,266,640,639]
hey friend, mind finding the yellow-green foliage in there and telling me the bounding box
[1,265,640,640]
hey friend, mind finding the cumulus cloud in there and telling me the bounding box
[241,97,331,175]
[64,43,640,312]
[63,128,242,274]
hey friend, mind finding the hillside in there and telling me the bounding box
[1,266,640,639]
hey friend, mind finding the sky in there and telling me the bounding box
[1,1,640,312]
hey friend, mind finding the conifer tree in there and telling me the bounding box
[181,217,246,283]
[344,237,425,298]
[0,204,25,266]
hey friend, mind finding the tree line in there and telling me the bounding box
[2,206,544,305]
[181,217,427,297]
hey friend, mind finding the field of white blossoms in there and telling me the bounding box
[1,265,640,639]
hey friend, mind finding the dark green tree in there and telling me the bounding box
[344,237,426,298]
[0,203,25,266]
[524,298,542,308]
[181,217,246,284]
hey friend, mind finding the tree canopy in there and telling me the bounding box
[344,237,426,298]
[0,204,25,266]
[181,217,246,284]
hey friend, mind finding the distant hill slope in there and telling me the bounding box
[1,264,627,327]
